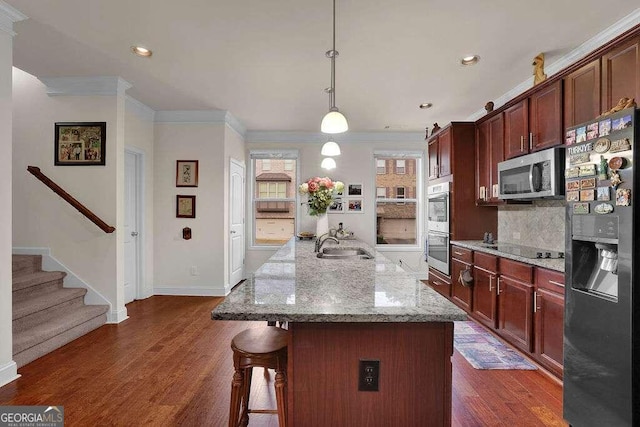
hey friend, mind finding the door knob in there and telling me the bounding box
[230,230,237,234]
[131,231,139,237]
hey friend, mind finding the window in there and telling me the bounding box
[374,153,421,247]
[251,151,298,246]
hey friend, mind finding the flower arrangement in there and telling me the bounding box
[299,177,344,216]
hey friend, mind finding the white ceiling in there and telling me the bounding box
[6,1,640,132]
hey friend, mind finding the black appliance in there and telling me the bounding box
[481,242,564,259]
[564,107,639,426]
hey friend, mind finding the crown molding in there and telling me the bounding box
[465,7,640,122]
[0,1,27,37]
[38,76,132,96]
[125,95,155,122]
[154,110,246,137]
[245,130,424,144]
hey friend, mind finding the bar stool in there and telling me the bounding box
[228,326,288,427]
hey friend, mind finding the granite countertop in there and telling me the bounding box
[212,238,467,323]
[450,240,565,273]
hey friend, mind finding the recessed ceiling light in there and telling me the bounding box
[131,46,152,57]
[461,55,480,66]
[419,103,433,109]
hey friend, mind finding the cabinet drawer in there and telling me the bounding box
[474,251,497,272]
[451,246,473,263]
[428,268,452,298]
[535,267,565,292]
[499,258,533,283]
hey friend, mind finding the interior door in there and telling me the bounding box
[229,159,245,288]
[124,150,140,304]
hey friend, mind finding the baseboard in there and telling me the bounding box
[153,286,227,297]
[0,361,20,388]
[107,307,129,324]
[13,247,113,309]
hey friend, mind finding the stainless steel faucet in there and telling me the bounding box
[315,233,339,252]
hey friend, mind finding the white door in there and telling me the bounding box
[229,159,245,287]
[124,150,140,304]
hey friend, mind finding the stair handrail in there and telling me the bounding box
[27,166,116,234]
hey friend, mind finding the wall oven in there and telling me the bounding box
[427,182,450,275]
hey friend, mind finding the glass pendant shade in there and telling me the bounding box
[321,139,341,156]
[321,157,337,170]
[321,109,348,134]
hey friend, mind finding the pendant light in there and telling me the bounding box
[320,0,348,134]
[321,137,341,156]
[321,157,337,170]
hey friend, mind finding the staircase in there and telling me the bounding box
[12,255,109,367]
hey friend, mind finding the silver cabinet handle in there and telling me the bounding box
[131,231,138,237]
[520,135,524,152]
[529,132,533,150]
[497,277,501,295]
[454,251,464,256]
[489,275,493,292]
[549,280,564,287]
[533,291,539,313]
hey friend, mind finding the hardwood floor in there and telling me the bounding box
[0,296,566,426]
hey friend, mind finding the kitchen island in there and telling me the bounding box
[212,237,466,426]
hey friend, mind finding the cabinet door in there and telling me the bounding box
[564,59,601,127]
[451,258,473,311]
[471,267,497,329]
[497,275,534,353]
[475,120,491,203]
[504,99,529,159]
[427,268,451,299]
[529,80,563,151]
[602,36,640,112]
[428,139,439,179]
[438,128,452,177]
[488,113,504,201]
[534,288,564,378]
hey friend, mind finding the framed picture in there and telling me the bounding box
[346,199,363,213]
[176,160,199,187]
[176,195,196,218]
[347,183,363,196]
[54,122,106,166]
[328,198,344,213]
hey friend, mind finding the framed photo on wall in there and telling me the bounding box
[346,199,363,213]
[176,195,196,218]
[176,160,199,187]
[347,183,363,196]
[328,198,344,213]
[54,122,106,166]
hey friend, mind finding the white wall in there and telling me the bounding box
[124,97,155,298]
[153,121,227,295]
[12,69,126,321]
[0,25,17,387]
[245,139,427,276]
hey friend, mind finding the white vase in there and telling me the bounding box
[316,213,329,237]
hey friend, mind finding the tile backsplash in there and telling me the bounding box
[498,200,565,251]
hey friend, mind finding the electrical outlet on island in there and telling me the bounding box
[190,266,199,276]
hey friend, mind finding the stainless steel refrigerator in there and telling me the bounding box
[564,107,639,426]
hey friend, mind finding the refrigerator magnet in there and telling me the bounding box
[616,189,631,206]
[573,203,590,214]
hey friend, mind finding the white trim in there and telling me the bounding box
[107,308,129,324]
[229,158,246,289]
[0,361,19,388]
[153,286,228,297]
[246,131,424,144]
[466,8,640,122]
[12,247,112,309]
[125,95,155,122]
[154,110,246,137]
[125,147,146,302]
[38,76,132,96]
[0,2,27,37]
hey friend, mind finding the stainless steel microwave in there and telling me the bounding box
[497,147,565,200]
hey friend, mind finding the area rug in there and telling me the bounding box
[454,321,537,370]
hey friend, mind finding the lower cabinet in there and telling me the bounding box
[451,258,473,311]
[498,275,534,353]
[427,267,451,299]
[471,252,498,329]
[533,268,565,378]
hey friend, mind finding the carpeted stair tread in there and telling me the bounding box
[12,271,66,292]
[13,304,109,354]
[13,287,87,320]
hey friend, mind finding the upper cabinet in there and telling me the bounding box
[602,36,640,112]
[476,113,504,204]
[428,127,452,179]
[504,81,563,160]
[564,59,601,127]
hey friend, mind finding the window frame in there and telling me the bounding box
[376,159,386,174]
[396,159,406,174]
[249,150,299,249]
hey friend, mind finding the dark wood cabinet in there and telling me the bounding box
[451,252,473,311]
[504,99,529,160]
[529,80,563,151]
[564,59,601,127]
[498,275,534,353]
[602,36,640,112]
[471,252,498,329]
[427,127,452,179]
[475,113,504,204]
[427,268,451,299]
[533,267,565,378]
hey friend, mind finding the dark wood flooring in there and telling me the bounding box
[0,296,566,426]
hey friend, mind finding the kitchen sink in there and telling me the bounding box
[316,247,373,260]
